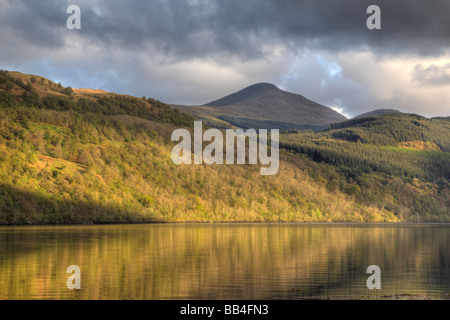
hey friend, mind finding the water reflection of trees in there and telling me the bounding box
[0,224,448,299]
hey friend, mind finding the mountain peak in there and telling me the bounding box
[204,83,281,107]
[245,82,280,91]
[196,83,347,128]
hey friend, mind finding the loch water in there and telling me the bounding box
[0,223,448,300]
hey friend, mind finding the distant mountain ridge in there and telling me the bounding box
[354,109,402,119]
[175,83,347,130]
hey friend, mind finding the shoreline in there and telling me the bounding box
[1,220,449,227]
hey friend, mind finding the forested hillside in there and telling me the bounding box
[281,114,450,180]
[0,70,448,224]
[280,114,450,220]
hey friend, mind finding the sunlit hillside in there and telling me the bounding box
[0,70,448,224]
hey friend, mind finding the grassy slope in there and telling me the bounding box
[0,70,448,224]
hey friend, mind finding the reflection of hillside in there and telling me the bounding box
[0,224,448,300]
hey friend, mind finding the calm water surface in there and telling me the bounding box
[0,223,448,300]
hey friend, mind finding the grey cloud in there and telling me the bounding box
[76,0,450,59]
[1,0,66,48]
[78,0,450,60]
[4,0,450,62]
[413,63,450,87]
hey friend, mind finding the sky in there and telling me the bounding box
[1,0,450,118]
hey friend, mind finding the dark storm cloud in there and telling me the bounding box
[78,0,450,59]
[1,0,66,48]
[3,0,450,61]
